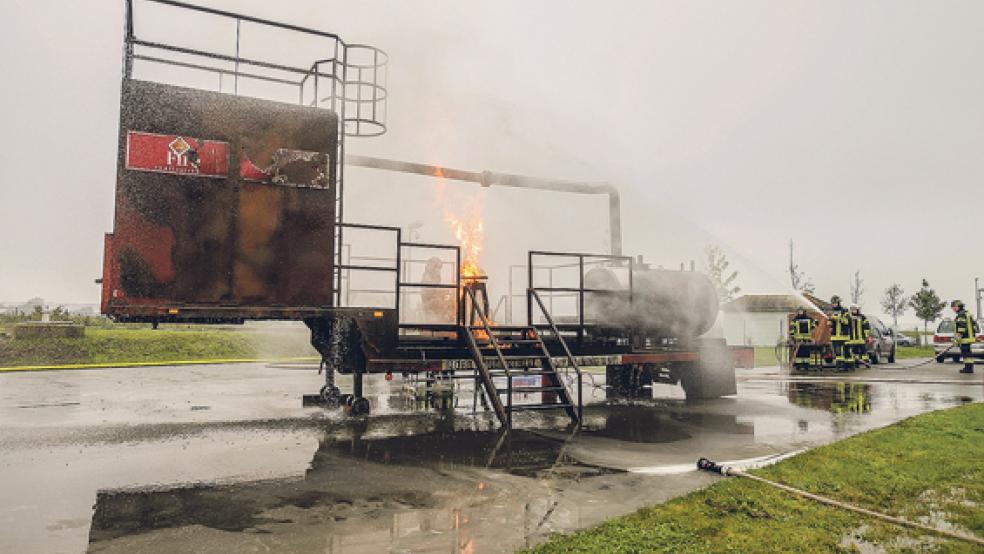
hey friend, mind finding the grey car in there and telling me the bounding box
[865,316,896,364]
[893,331,918,347]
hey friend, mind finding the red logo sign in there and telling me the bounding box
[125,131,229,178]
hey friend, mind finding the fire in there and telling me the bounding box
[432,173,494,331]
[446,212,484,281]
[433,180,486,282]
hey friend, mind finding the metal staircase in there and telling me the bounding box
[464,285,581,429]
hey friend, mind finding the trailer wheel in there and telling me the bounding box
[350,397,371,416]
[320,385,342,408]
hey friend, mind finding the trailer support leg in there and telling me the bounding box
[303,355,342,407]
[350,372,370,416]
[321,358,341,406]
[353,371,364,398]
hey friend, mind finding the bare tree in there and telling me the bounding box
[850,269,865,307]
[703,244,741,303]
[880,283,908,332]
[788,240,815,294]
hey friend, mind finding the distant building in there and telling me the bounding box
[721,293,825,346]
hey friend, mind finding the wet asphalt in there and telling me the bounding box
[0,360,980,553]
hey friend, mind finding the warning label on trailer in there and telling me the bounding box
[125,131,229,178]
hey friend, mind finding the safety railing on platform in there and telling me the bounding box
[335,223,463,331]
[335,223,401,310]
[398,242,461,330]
[527,250,634,342]
[123,0,387,137]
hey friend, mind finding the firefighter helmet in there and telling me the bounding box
[850,305,860,314]
[830,295,841,304]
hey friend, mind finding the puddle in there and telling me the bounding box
[0,364,980,553]
[315,418,619,478]
[786,382,873,414]
[86,417,621,551]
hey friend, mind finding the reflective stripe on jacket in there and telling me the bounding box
[789,316,815,340]
[848,314,870,343]
[955,310,979,345]
[830,307,850,339]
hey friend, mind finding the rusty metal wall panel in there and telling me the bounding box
[103,80,338,320]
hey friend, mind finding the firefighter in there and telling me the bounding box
[848,305,870,368]
[827,295,851,369]
[789,307,816,369]
[951,300,979,374]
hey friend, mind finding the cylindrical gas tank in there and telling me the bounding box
[584,267,719,338]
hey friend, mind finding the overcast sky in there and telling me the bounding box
[1,0,982,325]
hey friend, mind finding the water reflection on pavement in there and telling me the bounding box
[0,361,978,553]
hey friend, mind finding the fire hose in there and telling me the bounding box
[696,458,984,547]
[878,343,957,370]
[777,342,958,371]
[775,340,821,369]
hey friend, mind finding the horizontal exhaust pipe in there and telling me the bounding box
[345,154,622,256]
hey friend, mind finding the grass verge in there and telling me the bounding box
[895,345,937,360]
[753,346,778,368]
[528,402,984,553]
[0,327,316,368]
[754,345,939,366]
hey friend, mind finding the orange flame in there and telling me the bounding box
[433,179,485,282]
[446,212,484,281]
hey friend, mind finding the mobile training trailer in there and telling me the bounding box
[102,0,741,429]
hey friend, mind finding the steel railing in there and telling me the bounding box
[529,288,582,423]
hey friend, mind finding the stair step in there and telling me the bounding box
[468,325,535,332]
[488,369,555,375]
[478,339,541,345]
[508,403,573,412]
[485,355,548,361]
[497,386,565,393]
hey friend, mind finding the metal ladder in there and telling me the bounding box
[464,286,581,428]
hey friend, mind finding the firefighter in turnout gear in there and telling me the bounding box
[789,307,816,369]
[848,305,871,368]
[827,295,851,369]
[951,300,979,374]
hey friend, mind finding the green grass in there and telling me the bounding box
[0,327,316,367]
[754,346,779,367]
[528,402,984,554]
[896,345,937,360]
[753,345,939,366]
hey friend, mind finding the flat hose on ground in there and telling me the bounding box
[858,343,957,370]
[778,343,957,371]
[696,458,984,547]
[877,343,957,370]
